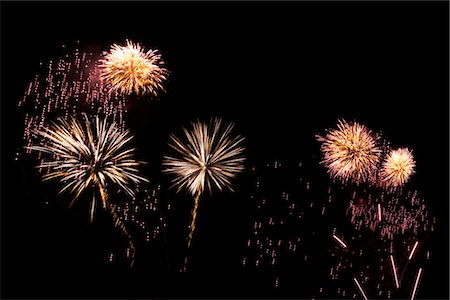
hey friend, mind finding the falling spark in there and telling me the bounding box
[408,241,419,261]
[333,234,348,249]
[163,117,246,270]
[378,203,382,221]
[410,268,423,300]
[380,148,415,189]
[390,254,400,289]
[353,277,369,300]
[316,120,381,183]
[99,40,168,96]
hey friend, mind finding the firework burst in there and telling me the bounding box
[99,40,168,96]
[380,148,415,189]
[316,120,382,184]
[29,114,148,265]
[163,117,246,271]
[29,114,147,217]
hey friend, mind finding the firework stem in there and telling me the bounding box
[183,191,201,272]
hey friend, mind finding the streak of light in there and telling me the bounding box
[353,277,369,300]
[377,203,382,221]
[408,241,419,261]
[410,268,423,300]
[390,254,400,289]
[333,234,348,249]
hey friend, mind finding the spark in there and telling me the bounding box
[410,268,423,300]
[316,120,381,184]
[333,234,348,249]
[378,203,382,221]
[28,114,148,221]
[380,148,415,189]
[408,241,419,261]
[390,254,400,289]
[100,40,168,96]
[163,117,246,271]
[353,277,369,300]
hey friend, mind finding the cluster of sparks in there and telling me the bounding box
[17,42,127,159]
[347,189,434,240]
[323,182,433,299]
[107,182,171,268]
[241,155,433,299]
[99,40,168,96]
[316,120,382,184]
[242,160,328,290]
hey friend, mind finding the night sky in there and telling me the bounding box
[1,1,448,299]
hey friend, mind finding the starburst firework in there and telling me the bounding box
[380,148,415,189]
[29,114,148,220]
[163,117,246,271]
[99,40,168,96]
[163,117,246,196]
[316,120,381,183]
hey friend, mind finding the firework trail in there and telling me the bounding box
[28,114,148,266]
[316,120,382,184]
[100,40,168,96]
[163,117,246,271]
[410,268,423,300]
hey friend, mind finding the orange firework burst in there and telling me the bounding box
[316,120,381,184]
[380,148,415,189]
[100,40,168,96]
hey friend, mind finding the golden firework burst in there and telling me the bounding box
[163,117,246,196]
[99,40,168,96]
[29,114,148,221]
[316,119,381,184]
[380,148,415,189]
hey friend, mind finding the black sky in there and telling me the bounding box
[1,1,449,299]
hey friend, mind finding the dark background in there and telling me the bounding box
[1,1,448,299]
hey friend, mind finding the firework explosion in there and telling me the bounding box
[301,120,432,299]
[380,148,416,189]
[316,120,382,184]
[163,117,246,271]
[99,40,168,96]
[29,114,147,218]
[29,115,148,265]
